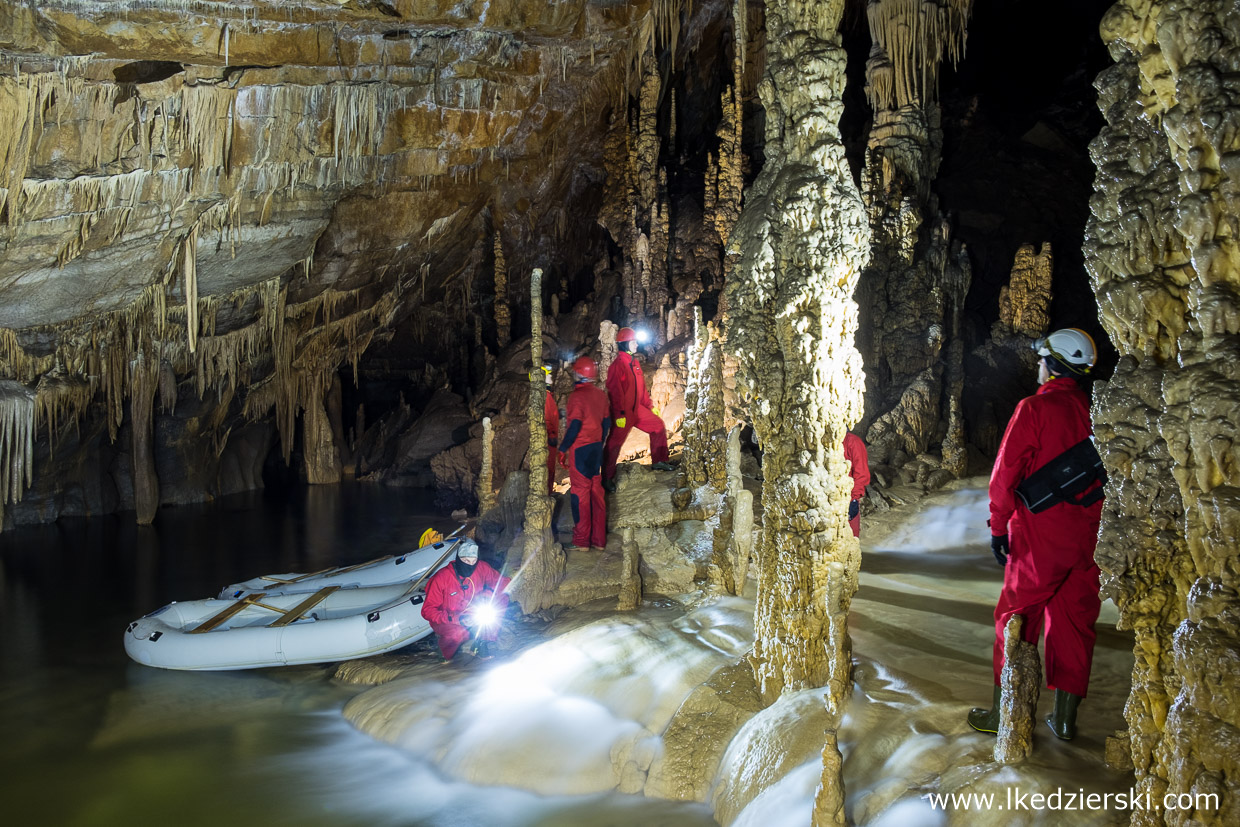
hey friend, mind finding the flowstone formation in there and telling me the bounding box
[1087,2,1240,822]
[857,0,973,479]
[724,0,868,820]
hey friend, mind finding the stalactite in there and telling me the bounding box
[493,230,511,349]
[183,225,199,354]
[0,380,36,524]
[864,0,973,111]
[129,346,160,525]
[512,268,564,613]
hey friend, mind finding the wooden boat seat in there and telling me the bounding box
[269,586,341,627]
[190,592,272,634]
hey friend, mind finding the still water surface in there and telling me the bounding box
[0,484,716,827]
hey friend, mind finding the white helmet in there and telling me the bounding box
[1033,328,1097,375]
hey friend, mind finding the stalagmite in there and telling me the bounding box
[476,416,495,515]
[617,527,641,611]
[303,373,343,485]
[512,269,563,613]
[994,615,1039,765]
[996,243,1053,338]
[599,321,619,385]
[1087,4,1240,822]
[493,232,511,350]
[710,424,753,596]
[681,308,709,488]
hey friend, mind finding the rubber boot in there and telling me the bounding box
[1045,689,1082,740]
[967,685,1002,734]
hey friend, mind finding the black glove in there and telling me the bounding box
[991,535,1009,567]
[848,499,860,521]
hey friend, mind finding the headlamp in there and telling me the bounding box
[472,601,500,630]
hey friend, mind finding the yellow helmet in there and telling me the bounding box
[418,528,444,548]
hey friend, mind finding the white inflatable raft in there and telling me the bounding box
[218,540,460,599]
[124,581,433,671]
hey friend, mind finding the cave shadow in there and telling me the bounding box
[847,607,994,670]
[861,547,1000,580]
[856,584,996,628]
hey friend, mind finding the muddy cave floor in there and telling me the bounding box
[337,476,1136,826]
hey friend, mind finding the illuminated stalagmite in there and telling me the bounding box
[1088,2,1240,822]
[512,269,564,613]
[725,0,868,816]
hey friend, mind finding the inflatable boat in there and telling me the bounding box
[126,537,465,671]
[218,538,461,599]
[124,581,433,671]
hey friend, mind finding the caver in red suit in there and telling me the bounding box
[420,540,510,660]
[602,330,669,483]
[988,375,1104,696]
[843,431,871,538]
[545,386,559,491]
[559,356,611,549]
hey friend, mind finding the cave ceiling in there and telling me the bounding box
[0,0,673,345]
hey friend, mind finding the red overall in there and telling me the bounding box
[602,350,668,481]
[844,431,871,538]
[421,559,511,659]
[559,381,610,548]
[545,389,559,491]
[989,377,1104,697]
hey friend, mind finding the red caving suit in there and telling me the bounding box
[989,376,1104,697]
[602,350,669,481]
[844,431,871,538]
[421,559,511,659]
[559,381,611,548]
[545,389,560,491]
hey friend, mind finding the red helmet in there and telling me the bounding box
[572,356,598,379]
[616,327,637,343]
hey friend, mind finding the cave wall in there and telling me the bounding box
[1087,1,1240,823]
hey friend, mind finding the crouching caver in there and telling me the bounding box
[420,539,511,661]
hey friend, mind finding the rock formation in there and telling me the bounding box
[858,0,973,479]
[1087,2,1240,822]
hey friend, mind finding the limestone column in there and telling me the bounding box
[725,0,870,717]
[512,269,564,612]
[1087,3,1240,822]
